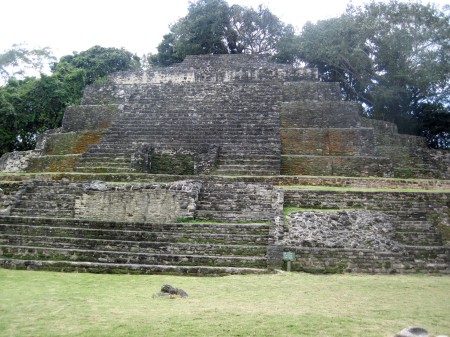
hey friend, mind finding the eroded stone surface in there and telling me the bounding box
[283,211,399,252]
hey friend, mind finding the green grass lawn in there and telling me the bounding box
[0,269,449,337]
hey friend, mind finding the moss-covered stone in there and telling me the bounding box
[25,155,81,172]
[43,132,103,155]
[150,154,194,175]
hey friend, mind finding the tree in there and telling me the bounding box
[0,46,141,156]
[229,4,294,55]
[151,0,231,66]
[150,0,295,66]
[52,45,141,85]
[416,102,450,149]
[0,44,55,85]
[297,1,450,148]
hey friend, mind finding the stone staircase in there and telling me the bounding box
[195,181,277,222]
[74,82,282,175]
[0,178,276,275]
[0,216,270,275]
[9,181,80,218]
[283,189,450,274]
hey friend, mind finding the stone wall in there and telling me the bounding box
[282,81,341,101]
[110,54,318,85]
[361,118,450,179]
[195,181,279,222]
[281,128,377,156]
[75,181,201,222]
[0,151,40,173]
[62,104,121,132]
[284,190,449,216]
[280,101,361,128]
[281,155,393,177]
[282,210,398,251]
[0,182,23,213]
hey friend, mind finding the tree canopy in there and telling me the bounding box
[150,0,295,66]
[0,46,140,156]
[0,44,55,85]
[297,1,450,148]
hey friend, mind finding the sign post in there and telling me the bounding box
[282,251,296,272]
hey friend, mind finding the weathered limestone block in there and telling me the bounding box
[0,151,40,172]
[281,155,394,177]
[74,180,202,222]
[281,101,361,128]
[281,128,376,156]
[62,104,121,132]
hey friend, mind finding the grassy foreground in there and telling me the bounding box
[0,269,449,337]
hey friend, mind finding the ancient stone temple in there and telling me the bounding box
[0,55,449,275]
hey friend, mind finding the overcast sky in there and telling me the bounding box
[1,0,448,59]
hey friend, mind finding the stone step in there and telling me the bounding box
[73,167,134,173]
[0,217,270,235]
[386,211,429,221]
[0,258,269,275]
[75,161,131,168]
[12,201,75,209]
[393,232,443,246]
[219,153,280,160]
[216,163,279,170]
[394,167,442,179]
[0,224,269,245]
[197,199,274,209]
[290,246,449,273]
[9,209,74,218]
[19,190,78,197]
[214,169,279,176]
[0,235,268,257]
[394,221,436,232]
[195,210,271,222]
[401,245,450,264]
[0,245,268,268]
[109,124,279,130]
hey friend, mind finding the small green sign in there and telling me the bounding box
[283,252,296,261]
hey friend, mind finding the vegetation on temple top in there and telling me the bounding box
[149,0,296,66]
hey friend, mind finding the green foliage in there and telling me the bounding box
[150,0,295,66]
[297,1,450,148]
[0,44,56,83]
[0,46,141,156]
[228,4,295,55]
[53,45,140,85]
